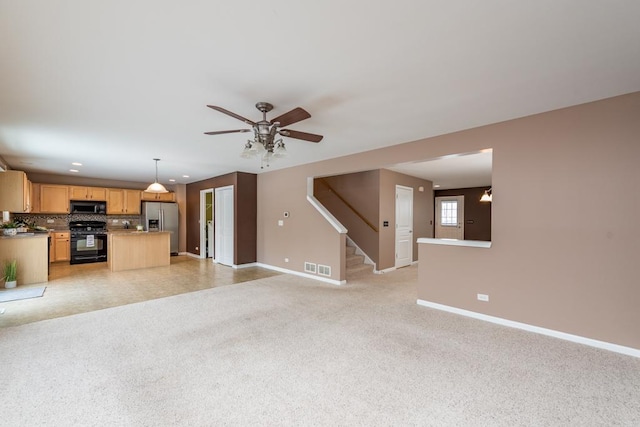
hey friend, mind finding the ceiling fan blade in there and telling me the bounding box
[270,107,311,128]
[204,129,251,135]
[207,105,256,126]
[279,129,323,143]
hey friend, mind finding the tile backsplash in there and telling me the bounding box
[13,214,142,230]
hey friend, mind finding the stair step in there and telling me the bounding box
[346,253,364,267]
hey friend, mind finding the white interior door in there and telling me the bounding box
[214,185,234,266]
[395,185,413,268]
[435,196,465,239]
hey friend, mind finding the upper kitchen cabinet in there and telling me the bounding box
[0,170,31,213]
[142,191,175,202]
[69,186,107,201]
[107,189,141,214]
[40,184,70,213]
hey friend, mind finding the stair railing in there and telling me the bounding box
[316,178,379,233]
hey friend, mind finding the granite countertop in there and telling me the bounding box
[0,232,49,239]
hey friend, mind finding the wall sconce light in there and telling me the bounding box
[480,188,492,202]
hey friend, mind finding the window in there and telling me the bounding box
[440,201,458,226]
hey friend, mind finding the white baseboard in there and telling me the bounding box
[256,263,346,286]
[232,262,257,269]
[374,266,396,274]
[184,252,201,259]
[416,299,640,359]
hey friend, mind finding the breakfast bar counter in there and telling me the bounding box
[107,231,171,272]
[0,233,49,285]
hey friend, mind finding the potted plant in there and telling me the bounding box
[2,221,18,236]
[3,260,17,288]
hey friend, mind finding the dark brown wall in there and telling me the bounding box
[186,172,257,264]
[434,187,491,241]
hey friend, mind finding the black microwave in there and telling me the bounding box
[70,200,107,214]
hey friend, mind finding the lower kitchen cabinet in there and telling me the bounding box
[50,231,70,262]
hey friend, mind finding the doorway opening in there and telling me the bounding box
[199,189,214,260]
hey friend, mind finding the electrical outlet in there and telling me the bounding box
[284,258,289,263]
[278,220,284,226]
[477,293,489,302]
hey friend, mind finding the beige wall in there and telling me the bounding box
[257,92,640,349]
[379,169,433,269]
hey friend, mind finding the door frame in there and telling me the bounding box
[435,195,465,239]
[214,185,234,266]
[395,185,414,268]
[199,188,214,260]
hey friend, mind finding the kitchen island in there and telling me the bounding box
[107,231,171,272]
[0,233,49,285]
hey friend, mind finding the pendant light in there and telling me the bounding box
[145,158,168,193]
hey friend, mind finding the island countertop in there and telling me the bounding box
[0,233,48,285]
[107,231,171,272]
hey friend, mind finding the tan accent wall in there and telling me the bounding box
[315,170,381,265]
[257,92,640,349]
[314,169,433,270]
[379,169,434,269]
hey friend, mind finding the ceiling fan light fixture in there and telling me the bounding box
[145,158,169,193]
[240,141,257,159]
[273,140,287,158]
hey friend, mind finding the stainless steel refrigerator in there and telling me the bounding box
[141,202,179,255]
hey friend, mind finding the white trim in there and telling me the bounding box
[256,263,346,286]
[417,237,491,248]
[306,177,347,234]
[232,262,258,269]
[346,236,375,268]
[184,252,201,259]
[416,299,640,358]
[374,266,396,274]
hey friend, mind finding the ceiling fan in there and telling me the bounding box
[205,102,323,162]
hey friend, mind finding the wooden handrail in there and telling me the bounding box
[316,178,379,233]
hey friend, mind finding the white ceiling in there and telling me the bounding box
[1,1,639,186]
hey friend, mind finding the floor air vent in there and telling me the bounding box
[318,265,331,276]
[304,262,317,274]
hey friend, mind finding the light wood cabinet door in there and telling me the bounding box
[107,189,141,214]
[107,189,125,214]
[40,185,70,213]
[124,190,141,214]
[69,186,107,201]
[0,170,31,213]
[53,232,70,262]
[142,191,175,202]
[31,183,41,213]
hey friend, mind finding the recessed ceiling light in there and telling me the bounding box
[433,184,441,188]
[182,175,189,178]
[69,169,79,173]
[169,179,176,182]
[72,162,83,166]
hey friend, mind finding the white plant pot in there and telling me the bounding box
[4,280,17,289]
[3,228,17,236]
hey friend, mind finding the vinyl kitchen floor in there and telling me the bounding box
[0,256,281,328]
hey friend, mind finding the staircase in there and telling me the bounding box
[346,240,373,276]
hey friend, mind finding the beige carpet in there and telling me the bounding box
[1,266,639,425]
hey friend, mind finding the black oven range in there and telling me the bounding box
[70,220,108,265]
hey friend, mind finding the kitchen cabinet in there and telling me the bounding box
[51,231,70,262]
[40,185,70,213]
[69,186,107,201]
[30,183,41,213]
[107,189,141,214]
[0,170,31,213]
[142,191,175,202]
